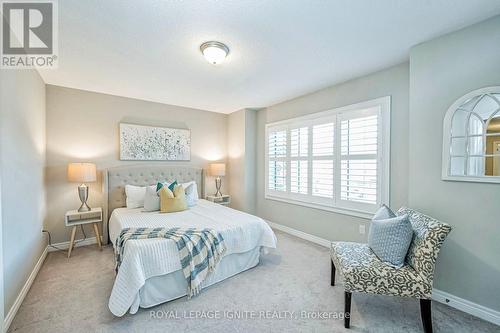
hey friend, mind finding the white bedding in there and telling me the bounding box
[108,199,277,316]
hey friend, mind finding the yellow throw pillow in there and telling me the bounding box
[159,185,188,213]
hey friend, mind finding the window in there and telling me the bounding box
[265,97,391,218]
[442,87,500,183]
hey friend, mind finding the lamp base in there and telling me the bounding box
[78,202,91,212]
[77,184,91,212]
[214,177,222,197]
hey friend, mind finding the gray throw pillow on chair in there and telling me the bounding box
[372,204,396,220]
[368,205,413,268]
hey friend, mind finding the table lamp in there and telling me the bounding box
[209,163,226,197]
[67,162,97,212]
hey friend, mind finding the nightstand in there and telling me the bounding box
[64,207,103,258]
[205,194,231,206]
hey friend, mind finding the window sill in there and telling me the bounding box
[264,194,374,220]
[442,175,500,184]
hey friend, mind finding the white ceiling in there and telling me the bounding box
[39,0,500,114]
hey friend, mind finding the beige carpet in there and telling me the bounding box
[8,230,499,333]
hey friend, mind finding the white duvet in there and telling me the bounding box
[108,199,277,316]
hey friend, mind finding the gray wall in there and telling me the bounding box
[227,110,246,210]
[409,16,500,311]
[244,109,257,214]
[0,69,47,315]
[45,85,228,244]
[227,109,257,213]
[256,62,409,243]
[0,169,3,325]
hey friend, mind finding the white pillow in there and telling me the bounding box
[181,181,199,207]
[125,185,148,208]
[143,185,160,212]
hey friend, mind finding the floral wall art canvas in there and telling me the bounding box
[119,123,191,161]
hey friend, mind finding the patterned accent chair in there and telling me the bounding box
[330,207,452,333]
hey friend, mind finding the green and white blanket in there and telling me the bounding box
[115,227,226,298]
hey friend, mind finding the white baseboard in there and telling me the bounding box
[4,246,48,332]
[4,236,103,331]
[47,236,100,252]
[432,289,500,326]
[266,220,331,247]
[267,220,500,327]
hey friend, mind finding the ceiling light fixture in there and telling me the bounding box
[200,41,229,65]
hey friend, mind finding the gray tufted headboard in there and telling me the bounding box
[102,164,204,243]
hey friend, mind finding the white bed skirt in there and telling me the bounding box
[128,246,262,314]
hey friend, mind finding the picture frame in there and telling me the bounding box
[119,123,191,161]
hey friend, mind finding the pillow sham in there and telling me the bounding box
[181,181,199,207]
[159,185,188,213]
[143,185,160,212]
[125,185,148,208]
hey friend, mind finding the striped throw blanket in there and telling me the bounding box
[115,227,226,298]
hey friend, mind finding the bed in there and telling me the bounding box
[103,165,277,316]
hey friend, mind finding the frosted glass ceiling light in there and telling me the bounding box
[200,41,229,65]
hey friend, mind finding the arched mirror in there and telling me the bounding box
[443,87,500,183]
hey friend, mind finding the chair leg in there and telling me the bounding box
[420,299,433,333]
[331,260,336,286]
[344,291,352,328]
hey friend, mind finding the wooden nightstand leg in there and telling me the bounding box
[68,226,77,258]
[93,223,102,249]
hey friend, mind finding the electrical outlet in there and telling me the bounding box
[359,224,366,235]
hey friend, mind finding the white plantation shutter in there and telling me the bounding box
[312,160,333,198]
[265,97,390,217]
[290,127,308,194]
[312,122,334,199]
[339,111,379,209]
[269,129,287,159]
[268,129,287,192]
[290,127,308,157]
[269,161,286,191]
[290,160,308,194]
[312,123,334,156]
[340,159,377,203]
